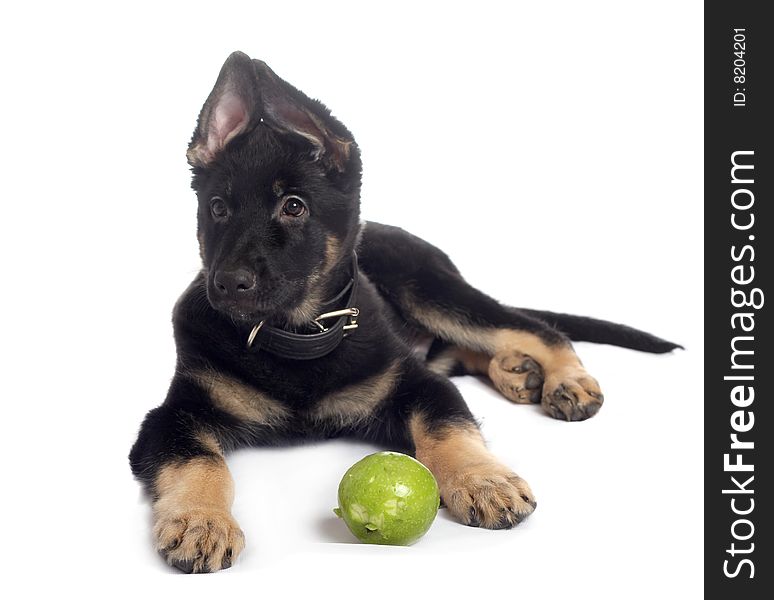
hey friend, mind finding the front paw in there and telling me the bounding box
[441,461,537,529]
[542,369,604,421]
[154,508,245,574]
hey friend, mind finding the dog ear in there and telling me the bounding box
[187,51,260,167]
[188,52,354,172]
[252,59,353,173]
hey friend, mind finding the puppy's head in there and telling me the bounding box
[187,51,362,326]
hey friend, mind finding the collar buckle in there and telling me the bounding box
[312,307,359,333]
[246,320,266,349]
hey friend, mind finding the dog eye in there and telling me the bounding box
[282,196,306,217]
[210,197,229,219]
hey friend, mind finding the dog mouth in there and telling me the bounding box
[208,298,279,324]
[224,306,270,323]
[204,281,301,326]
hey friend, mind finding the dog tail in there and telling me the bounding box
[520,309,682,353]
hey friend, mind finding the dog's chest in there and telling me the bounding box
[199,357,400,432]
[299,359,400,428]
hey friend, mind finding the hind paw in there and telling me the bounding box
[488,350,545,404]
[541,370,604,421]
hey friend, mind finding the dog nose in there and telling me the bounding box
[213,268,257,297]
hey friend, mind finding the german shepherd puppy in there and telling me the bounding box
[129,51,679,573]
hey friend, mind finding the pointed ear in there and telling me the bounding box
[187,51,260,167]
[252,60,354,173]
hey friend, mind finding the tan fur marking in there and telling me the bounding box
[409,306,582,372]
[154,457,244,574]
[409,306,605,418]
[487,350,545,404]
[285,266,325,327]
[427,346,490,375]
[286,287,324,327]
[408,306,498,353]
[272,179,286,197]
[155,457,234,512]
[196,430,223,456]
[197,230,205,261]
[194,369,290,426]
[410,416,490,479]
[186,145,209,168]
[285,235,344,326]
[453,348,491,374]
[426,347,490,376]
[310,361,400,427]
[410,415,536,529]
[323,235,342,274]
[426,351,459,376]
[492,330,581,372]
[491,332,603,420]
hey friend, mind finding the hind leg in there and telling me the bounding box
[428,342,544,405]
[427,337,603,421]
[359,224,603,421]
[489,332,603,420]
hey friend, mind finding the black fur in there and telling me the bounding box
[518,309,682,353]
[129,52,679,568]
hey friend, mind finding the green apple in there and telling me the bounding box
[334,451,440,545]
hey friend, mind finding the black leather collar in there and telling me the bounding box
[245,255,360,360]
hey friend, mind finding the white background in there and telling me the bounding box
[0,1,703,598]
